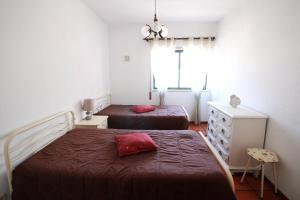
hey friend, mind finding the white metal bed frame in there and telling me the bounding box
[199,131,235,192]
[2,109,234,198]
[3,111,75,194]
[94,94,111,113]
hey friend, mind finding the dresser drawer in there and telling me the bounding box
[208,106,219,119]
[218,112,232,127]
[215,143,229,163]
[208,125,218,138]
[217,134,230,152]
[208,116,217,129]
[218,124,231,140]
[207,132,217,146]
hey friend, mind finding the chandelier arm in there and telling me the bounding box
[158,30,164,39]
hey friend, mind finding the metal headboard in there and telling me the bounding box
[3,111,75,193]
[94,94,111,113]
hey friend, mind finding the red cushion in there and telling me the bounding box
[115,133,158,157]
[131,105,156,113]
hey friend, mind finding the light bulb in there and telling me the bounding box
[141,25,151,37]
[160,26,168,37]
[153,21,162,32]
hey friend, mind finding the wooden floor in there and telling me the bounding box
[188,122,208,135]
[189,123,287,200]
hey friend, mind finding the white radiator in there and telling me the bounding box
[199,90,211,122]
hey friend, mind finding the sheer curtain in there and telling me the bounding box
[150,37,215,111]
[151,38,177,106]
[180,38,214,90]
[151,38,176,89]
[183,38,215,124]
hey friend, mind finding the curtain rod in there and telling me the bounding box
[144,36,216,42]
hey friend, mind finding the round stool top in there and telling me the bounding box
[247,148,279,163]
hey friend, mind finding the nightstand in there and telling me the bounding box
[75,115,108,129]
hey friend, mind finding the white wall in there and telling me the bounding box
[109,22,218,120]
[213,0,300,199]
[0,0,110,196]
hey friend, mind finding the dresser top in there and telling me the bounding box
[208,102,268,119]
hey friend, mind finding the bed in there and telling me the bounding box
[95,105,190,130]
[3,111,236,200]
[92,94,189,130]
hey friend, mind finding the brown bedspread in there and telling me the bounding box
[95,105,189,130]
[12,129,236,200]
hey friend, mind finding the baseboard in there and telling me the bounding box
[189,121,208,124]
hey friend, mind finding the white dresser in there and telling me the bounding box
[207,102,268,172]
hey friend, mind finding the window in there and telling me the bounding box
[151,39,214,91]
[153,49,190,90]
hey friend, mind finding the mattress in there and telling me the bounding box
[12,128,236,200]
[95,105,189,130]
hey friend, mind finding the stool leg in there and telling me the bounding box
[273,162,278,193]
[261,163,265,199]
[241,157,251,183]
[254,164,261,178]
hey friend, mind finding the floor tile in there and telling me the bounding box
[188,124,202,131]
[236,191,260,200]
[263,191,284,200]
[245,175,274,191]
[234,174,252,191]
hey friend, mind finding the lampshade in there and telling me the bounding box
[82,98,96,112]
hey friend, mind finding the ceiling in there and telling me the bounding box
[83,0,238,24]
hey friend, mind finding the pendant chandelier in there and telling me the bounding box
[141,0,168,40]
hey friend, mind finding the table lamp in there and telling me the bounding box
[82,98,95,120]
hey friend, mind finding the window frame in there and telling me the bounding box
[152,49,192,91]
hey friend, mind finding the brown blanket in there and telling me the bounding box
[95,105,189,130]
[12,129,236,200]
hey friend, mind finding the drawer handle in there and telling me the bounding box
[209,138,212,142]
[211,110,214,114]
[218,150,222,156]
[222,118,226,122]
[210,129,213,133]
[211,120,214,124]
[220,139,224,145]
[221,129,225,134]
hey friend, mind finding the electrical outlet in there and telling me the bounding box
[124,55,130,62]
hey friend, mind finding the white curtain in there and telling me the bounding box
[151,38,176,90]
[150,37,215,119]
[151,38,215,91]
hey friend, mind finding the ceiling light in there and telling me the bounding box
[141,0,168,40]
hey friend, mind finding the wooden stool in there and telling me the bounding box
[240,148,279,199]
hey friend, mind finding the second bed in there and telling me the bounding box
[95,105,190,130]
